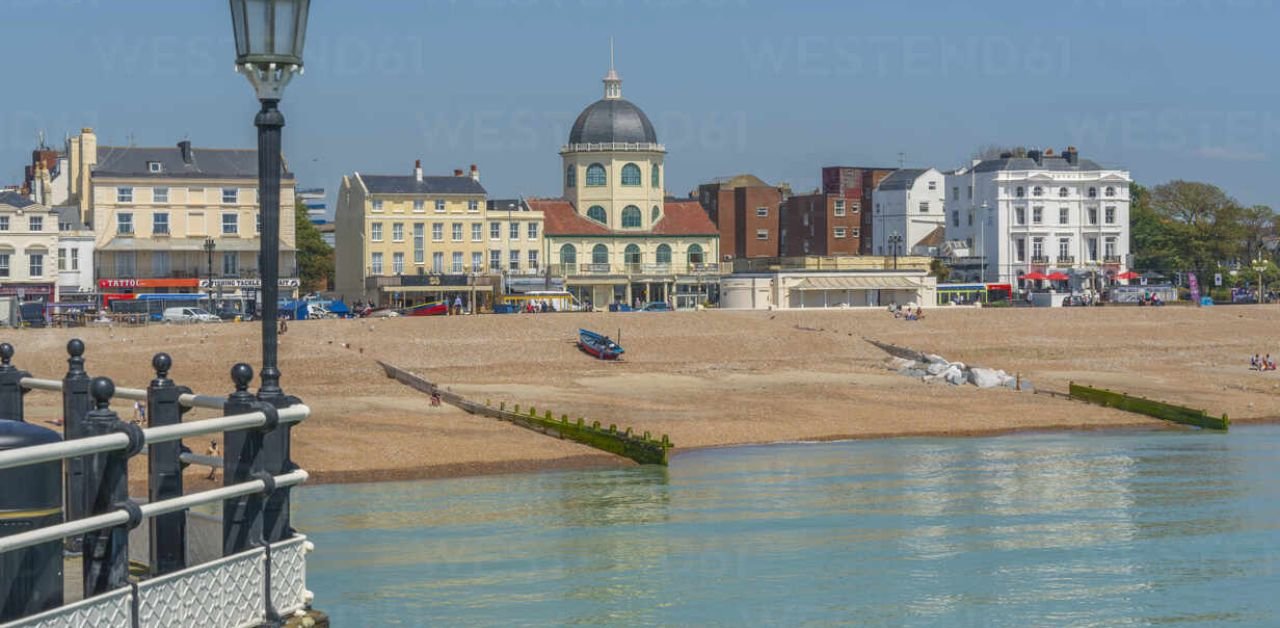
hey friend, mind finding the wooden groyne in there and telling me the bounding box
[377,361,671,465]
[1068,382,1229,431]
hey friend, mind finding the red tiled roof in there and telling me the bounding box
[530,198,718,237]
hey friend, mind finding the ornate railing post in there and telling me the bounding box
[147,353,192,575]
[62,339,92,536]
[223,363,264,555]
[260,392,300,546]
[0,343,31,422]
[80,377,144,598]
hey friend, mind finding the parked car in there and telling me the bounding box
[641,302,673,312]
[162,307,221,323]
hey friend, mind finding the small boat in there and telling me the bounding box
[402,301,449,317]
[578,328,624,360]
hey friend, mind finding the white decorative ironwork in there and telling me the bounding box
[270,535,310,616]
[1,588,131,628]
[136,549,265,628]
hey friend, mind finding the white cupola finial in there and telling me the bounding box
[603,38,622,100]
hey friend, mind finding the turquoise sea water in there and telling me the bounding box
[296,426,1280,626]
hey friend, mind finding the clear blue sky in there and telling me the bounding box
[3,1,1278,212]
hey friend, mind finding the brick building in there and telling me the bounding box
[820,166,896,254]
[696,174,787,260]
[779,193,861,256]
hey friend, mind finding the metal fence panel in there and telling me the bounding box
[135,548,265,628]
[270,535,310,616]
[1,587,131,628]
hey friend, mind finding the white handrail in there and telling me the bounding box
[0,404,311,472]
[18,377,229,410]
[0,470,308,555]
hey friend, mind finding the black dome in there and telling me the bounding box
[568,99,658,145]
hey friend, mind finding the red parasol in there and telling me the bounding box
[1046,272,1070,281]
[1022,272,1048,281]
[1115,271,1141,280]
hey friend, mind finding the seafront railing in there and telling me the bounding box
[0,340,315,627]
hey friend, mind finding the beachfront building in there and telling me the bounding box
[531,58,721,309]
[779,193,863,257]
[63,128,299,302]
[697,174,789,259]
[56,206,96,299]
[0,191,61,303]
[821,166,897,254]
[871,168,947,258]
[942,147,1131,289]
[334,162,545,309]
[722,256,936,310]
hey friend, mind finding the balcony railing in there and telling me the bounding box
[1103,256,1122,264]
[560,141,666,153]
[1056,256,1075,264]
[1030,256,1051,264]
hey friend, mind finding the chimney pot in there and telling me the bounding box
[178,140,193,165]
[414,160,423,182]
[454,169,463,176]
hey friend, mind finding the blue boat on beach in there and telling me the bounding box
[578,328,624,360]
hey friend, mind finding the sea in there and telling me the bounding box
[296,425,1280,626]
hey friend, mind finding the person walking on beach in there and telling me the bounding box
[204,440,220,481]
[132,400,146,425]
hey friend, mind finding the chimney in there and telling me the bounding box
[453,169,464,177]
[1027,149,1042,165]
[1043,147,1054,157]
[178,140,193,165]
[414,159,423,183]
[1064,146,1079,165]
[470,164,479,182]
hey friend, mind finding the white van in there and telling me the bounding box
[162,307,221,324]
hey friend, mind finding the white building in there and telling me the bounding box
[871,168,947,257]
[0,191,62,303]
[56,206,96,298]
[943,147,1131,288]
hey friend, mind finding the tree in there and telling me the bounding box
[1129,182,1183,273]
[295,200,333,292]
[1149,180,1246,272]
[928,258,951,283]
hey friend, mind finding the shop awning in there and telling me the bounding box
[792,276,924,291]
[382,285,493,293]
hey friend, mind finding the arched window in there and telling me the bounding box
[687,244,704,265]
[587,205,607,224]
[624,243,642,265]
[586,163,607,187]
[560,243,577,266]
[592,243,609,265]
[1105,186,1116,197]
[621,205,642,228]
[565,166,576,188]
[651,164,660,188]
[1058,187,1068,198]
[1032,186,1044,197]
[621,163,641,186]
[656,243,672,264]
[651,205,661,223]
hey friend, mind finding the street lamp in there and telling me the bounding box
[1253,257,1268,303]
[979,201,989,283]
[229,0,309,403]
[888,231,903,270]
[203,236,216,304]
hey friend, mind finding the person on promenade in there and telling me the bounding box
[205,440,220,481]
[453,295,464,315]
[133,400,146,425]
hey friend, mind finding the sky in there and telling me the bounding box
[3,0,1279,215]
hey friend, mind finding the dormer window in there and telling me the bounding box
[148,161,163,173]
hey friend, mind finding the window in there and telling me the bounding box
[70,248,78,271]
[1105,206,1116,224]
[509,222,520,240]
[468,200,479,212]
[1088,187,1097,198]
[1015,207,1026,225]
[967,185,973,199]
[490,222,501,240]
[851,227,861,237]
[222,251,238,276]
[622,244,641,266]
[431,223,443,242]
[117,213,134,235]
[452,252,464,273]
[756,229,769,240]
[222,188,238,204]
[0,253,8,277]
[1033,186,1043,197]
[586,163,607,187]
[28,253,43,277]
[833,200,844,216]
[528,250,539,271]
[0,216,7,230]
[560,244,577,266]
[153,213,170,235]
[393,252,404,275]
[587,205,607,224]
[621,163,641,186]
[490,250,502,271]
[592,244,609,265]
[154,187,169,203]
[1015,238,1026,262]
[371,222,383,242]
[151,251,169,276]
[372,199,384,212]
[221,213,238,235]
[1059,207,1069,225]
[471,223,482,242]
[1032,237,1044,260]
[148,161,162,173]
[115,252,136,277]
[1058,237,1071,259]
[1015,186,1025,198]
[1104,236,1117,258]
[413,224,425,264]
[472,252,483,272]
[968,212,973,226]
[1105,186,1116,197]
[952,210,960,227]
[919,202,929,213]
[256,213,262,233]
[435,200,445,212]
[652,164,660,188]
[507,250,519,271]
[29,216,43,232]
[1032,206,1043,224]
[117,187,133,203]
[1088,207,1098,225]
[451,223,463,242]
[432,252,443,273]
[413,200,425,212]
[527,222,538,240]
[393,223,405,242]
[566,166,576,188]
[952,187,959,200]
[370,252,384,275]
[58,248,66,271]
[687,244,705,265]
[1058,187,1069,198]
[834,227,846,239]
[758,206,771,218]
[652,206,661,223]
[1087,238,1098,261]
[621,206,641,228]
[656,244,671,264]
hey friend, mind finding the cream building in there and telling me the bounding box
[531,60,720,309]
[65,128,297,301]
[335,162,545,309]
[0,191,62,303]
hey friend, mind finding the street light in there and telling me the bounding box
[1253,257,1268,303]
[203,236,216,304]
[888,231,903,270]
[229,0,309,403]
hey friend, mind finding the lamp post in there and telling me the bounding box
[979,201,989,283]
[1253,258,1267,303]
[888,231,903,270]
[229,0,309,404]
[203,236,216,304]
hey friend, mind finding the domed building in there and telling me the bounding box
[529,59,720,309]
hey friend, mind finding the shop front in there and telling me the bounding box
[376,274,498,312]
[0,283,56,302]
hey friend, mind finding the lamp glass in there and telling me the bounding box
[230,0,310,66]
